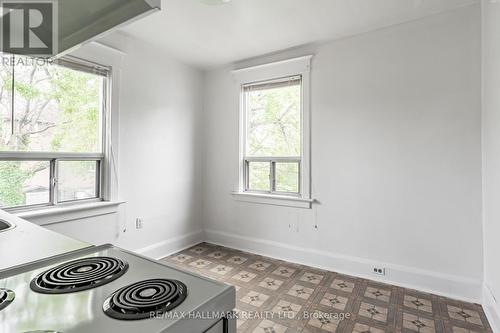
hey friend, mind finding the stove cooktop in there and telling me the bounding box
[30,256,129,294]
[103,278,188,320]
[0,288,15,311]
[0,244,235,333]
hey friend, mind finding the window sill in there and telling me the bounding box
[232,192,314,209]
[15,201,125,226]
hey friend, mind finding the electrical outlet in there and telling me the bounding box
[135,218,143,229]
[372,267,386,276]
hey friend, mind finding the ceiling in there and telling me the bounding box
[120,0,478,68]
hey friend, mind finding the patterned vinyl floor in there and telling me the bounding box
[161,243,492,333]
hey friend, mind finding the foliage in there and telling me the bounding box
[0,57,102,207]
[247,84,301,157]
[0,161,30,206]
[246,83,301,193]
[248,162,270,192]
[50,67,100,153]
[275,162,299,193]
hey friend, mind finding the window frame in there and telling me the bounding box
[244,156,301,196]
[0,55,111,211]
[233,56,313,208]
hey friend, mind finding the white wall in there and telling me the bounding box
[481,0,500,330]
[45,34,205,257]
[203,5,483,301]
[24,2,486,305]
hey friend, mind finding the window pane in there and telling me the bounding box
[3,57,104,153]
[245,80,301,157]
[248,162,270,192]
[57,160,98,202]
[0,161,50,208]
[275,162,299,193]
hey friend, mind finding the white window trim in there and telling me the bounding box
[73,41,124,204]
[15,200,124,226]
[232,55,313,209]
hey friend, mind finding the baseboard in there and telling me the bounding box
[135,230,204,260]
[483,284,500,333]
[132,228,482,303]
[205,229,482,303]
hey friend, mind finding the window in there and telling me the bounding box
[0,55,110,210]
[243,76,302,195]
[234,56,312,207]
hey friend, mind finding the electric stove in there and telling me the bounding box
[0,244,236,333]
